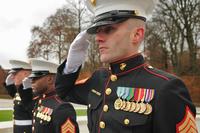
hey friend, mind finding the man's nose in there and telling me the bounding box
[31,79,35,84]
[95,33,106,44]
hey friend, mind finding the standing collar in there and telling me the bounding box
[40,90,56,99]
[110,53,145,75]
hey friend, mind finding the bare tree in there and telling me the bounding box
[65,0,93,32]
[27,26,52,60]
[27,1,102,73]
[65,0,102,72]
[158,0,200,73]
[84,36,102,73]
[145,0,200,75]
[144,23,169,71]
[27,7,78,64]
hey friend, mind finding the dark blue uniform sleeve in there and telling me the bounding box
[4,83,17,98]
[153,78,197,133]
[18,87,33,105]
[52,103,79,133]
[18,86,34,115]
[55,60,91,105]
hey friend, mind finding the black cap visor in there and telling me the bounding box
[28,71,49,79]
[87,10,146,34]
[8,68,23,74]
[87,18,128,34]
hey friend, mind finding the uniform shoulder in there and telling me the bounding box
[53,102,76,116]
[55,102,74,110]
[52,102,79,133]
[143,65,178,81]
[94,67,110,77]
[95,67,109,73]
[52,102,76,121]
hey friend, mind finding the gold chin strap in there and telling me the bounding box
[90,0,96,6]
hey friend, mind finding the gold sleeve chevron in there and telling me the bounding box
[176,106,198,133]
[61,118,75,133]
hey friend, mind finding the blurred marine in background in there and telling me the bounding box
[23,59,79,133]
[4,60,32,133]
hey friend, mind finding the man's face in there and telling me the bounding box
[95,20,136,63]
[13,70,30,86]
[31,76,48,95]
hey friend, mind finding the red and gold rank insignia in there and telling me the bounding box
[176,106,198,133]
[61,118,75,133]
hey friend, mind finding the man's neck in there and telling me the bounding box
[44,86,55,94]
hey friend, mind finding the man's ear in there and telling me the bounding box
[130,27,145,44]
[46,76,52,84]
[46,75,55,84]
[23,71,29,77]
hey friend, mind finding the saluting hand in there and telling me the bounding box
[64,30,90,74]
[5,74,14,85]
[22,77,32,90]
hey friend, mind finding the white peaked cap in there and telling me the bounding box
[85,0,157,18]
[9,60,31,70]
[30,59,58,74]
[85,0,158,34]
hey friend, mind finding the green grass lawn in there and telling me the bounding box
[75,109,87,116]
[0,110,13,122]
[0,109,86,122]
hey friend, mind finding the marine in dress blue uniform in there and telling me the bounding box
[55,0,198,133]
[4,60,32,133]
[28,59,79,133]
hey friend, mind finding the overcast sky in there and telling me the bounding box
[0,0,67,68]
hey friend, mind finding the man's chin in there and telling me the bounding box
[100,55,111,63]
[100,56,117,63]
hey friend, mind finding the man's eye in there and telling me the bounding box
[104,26,115,34]
[96,26,116,34]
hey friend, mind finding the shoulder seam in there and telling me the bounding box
[96,67,109,72]
[54,96,63,104]
[143,66,170,81]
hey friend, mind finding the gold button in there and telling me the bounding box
[135,10,139,16]
[105,88,112,95]
[32,126,34,131]
[42,94,46,98]
[120,63,126,71]
[39,99,42,104]
[103,105,109,112]
[110,75,117,81]
[124,118,130,125]
[88,104,91,108]
[40,120,43,124]
[148,65,153,69]
[91,0,96,6]
[99,121,105,129]
[33,119,35,123]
